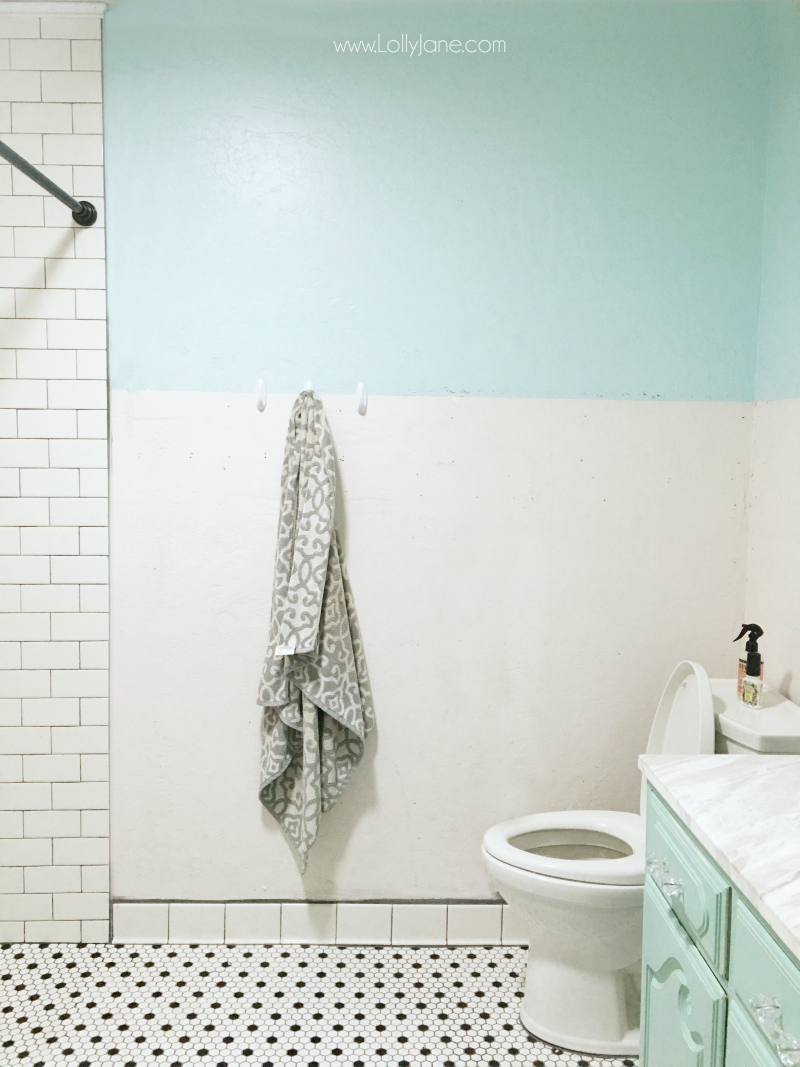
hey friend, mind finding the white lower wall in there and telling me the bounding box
[745,399,800,703]
[109,391,751,901]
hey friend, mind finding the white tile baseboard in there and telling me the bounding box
[168,903,225,944]
[224,902,281,944]
[391,903,447,945]
[113,903,168,944]
[110,901,528,947]
[280,902,337,945]
[336,902,392,945]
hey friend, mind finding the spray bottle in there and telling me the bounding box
[734,624,764,709]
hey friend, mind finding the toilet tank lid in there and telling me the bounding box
[645,660,715,756]
[712,678,800,753]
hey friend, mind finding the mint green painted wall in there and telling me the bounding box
[104,0,769,399]
[755,3,800,400]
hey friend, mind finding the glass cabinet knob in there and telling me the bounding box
[661,877,684,902]
[777,1037,800,1067]
[646,854,668,886]
[645,853,683,906]
[750,994,800,1064]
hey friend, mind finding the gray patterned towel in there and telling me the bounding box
[257,390,374,869]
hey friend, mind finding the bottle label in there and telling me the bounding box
[742,678,760,707]
[738,658,764,699]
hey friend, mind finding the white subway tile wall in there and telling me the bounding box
[110,902,528,947]
[0,9,107,944]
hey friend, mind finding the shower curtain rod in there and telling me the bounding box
[0,138,97,226]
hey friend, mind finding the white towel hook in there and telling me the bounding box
[255,380,267,412]
[304,380,313,392]
[356,382,368,416]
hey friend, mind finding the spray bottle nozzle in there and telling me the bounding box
[734,623,764,651]
[734,623,764,680]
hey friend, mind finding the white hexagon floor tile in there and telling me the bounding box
[0,942,638,1066]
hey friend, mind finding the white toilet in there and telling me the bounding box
[482,660,800,1057]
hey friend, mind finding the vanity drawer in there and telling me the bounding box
[725,999,779,1067]
[646,787,731,976]
[730,897,800,1064]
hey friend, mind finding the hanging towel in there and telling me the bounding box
[257,390,374,869]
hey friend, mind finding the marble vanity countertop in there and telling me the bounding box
[639,754,800,963]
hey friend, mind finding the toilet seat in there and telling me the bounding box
[482,809,645,886]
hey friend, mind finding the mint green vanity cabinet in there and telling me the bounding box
[641,877,727,1066]
[642,785,800,1067]
[725,1001,779,1067]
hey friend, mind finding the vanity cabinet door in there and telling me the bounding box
[725,1000,779,1067]
[642,878,727,1067]
[729,896,800,1061]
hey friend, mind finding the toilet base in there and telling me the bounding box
[520,1005,640,1056]
[483,849,643,1057]
[519,951,642,1056]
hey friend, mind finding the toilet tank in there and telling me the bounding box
[711,678,800,754]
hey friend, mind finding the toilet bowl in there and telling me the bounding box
[482,659,716,1056]
[483,811,645,1054]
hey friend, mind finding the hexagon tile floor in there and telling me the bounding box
[0,942,638,1067]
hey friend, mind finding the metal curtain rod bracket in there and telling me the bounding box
[0,138,97,226]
